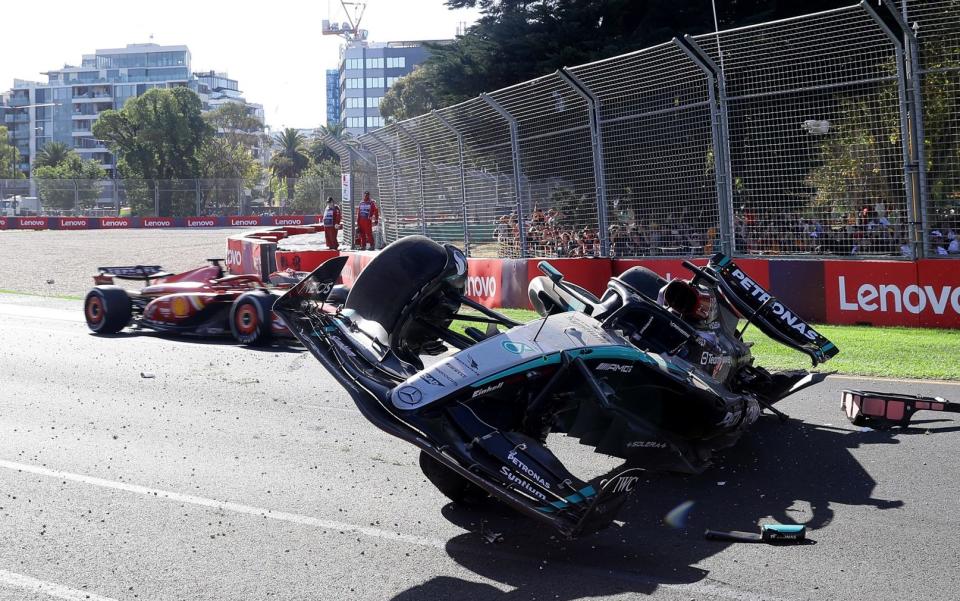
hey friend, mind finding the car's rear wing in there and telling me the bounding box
[94,265,170,285]
[706,254,838,366]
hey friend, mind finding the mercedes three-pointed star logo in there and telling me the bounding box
[397,386,423,405]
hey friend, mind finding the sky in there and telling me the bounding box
[0,0,480,129]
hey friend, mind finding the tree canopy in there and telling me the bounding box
[33,151,107,210]
[0,126,23,179]
[270,128,310,201]
[382,0,852,121]
[92,87,213,181]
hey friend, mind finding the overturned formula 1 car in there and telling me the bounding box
[274,236,838,537]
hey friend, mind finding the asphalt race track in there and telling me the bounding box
[1,291,959,601]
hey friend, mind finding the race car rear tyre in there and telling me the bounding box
[419,451,484,504]
[230,291,274,346]
[618,266,667,302]
[84,286,132,334]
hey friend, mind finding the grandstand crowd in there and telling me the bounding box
[494,202,960,258]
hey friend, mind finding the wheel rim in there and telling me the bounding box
[86,296,104,326]
[235,304,259,335]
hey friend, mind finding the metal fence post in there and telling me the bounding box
[480,93,527,257]
[884,0,930,257]
[558,68,610,257]
[678,36,736,255]
[195,179,201,215]
[73,180,79,213]
[237,180,243,216]
[368,130,402,243]
[112,179,119,215]
[864,1,920,258]
[395,123,427,237]
[432,110,471,256]
[154,180,160,216]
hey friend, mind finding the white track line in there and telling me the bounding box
[0,458,790,601]
[0,568,118,601]
[0,303,83,324]
[0,458,445,550]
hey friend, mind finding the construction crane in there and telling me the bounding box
[322,1,369,42]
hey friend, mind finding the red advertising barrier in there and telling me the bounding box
[57,217,95,230]
[185,216,221,227]
[612,258,772,290]
[916,260,960,329]
[276,249,340,272]
[140,217,175,228]
[824,260,923,327]
[0,214,323,230]
[465,258,504,308]
[17,216,49,229]
[233,234,960,328]
[268,215,312,227]
[228,215,263,227]
[529,258,613,300]
[100,217,133,228]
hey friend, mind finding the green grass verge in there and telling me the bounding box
[455,308,960,381]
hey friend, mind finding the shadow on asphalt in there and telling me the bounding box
[390,416,909,600]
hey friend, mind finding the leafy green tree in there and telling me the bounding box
[198,137,263,212]
[93,87,213,215]
[269,128,309,202]
[203,102,267,152]
[0,126,23,179]
[380,67,439,122]
[33,154,107,210]
[308,122,352,164]
[291,159,342,214]
[380,0,851,120]
[35,141,73,169]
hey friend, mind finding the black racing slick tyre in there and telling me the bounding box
[230,291,274,346]
[84,286,132,334]
[419,451,485,504]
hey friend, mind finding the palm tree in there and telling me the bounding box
[35,141,74,169]
[269,128,309,203]
[318,121,351,142]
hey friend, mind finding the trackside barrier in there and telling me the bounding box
[325,250,960,329]
[0,215,321,230]
[222,230,960,329]
[226,224,330,281]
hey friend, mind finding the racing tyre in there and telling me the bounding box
[618,266,667,302]
[230,291,274,346]
[84,286,132,334]
[419,451,485,504]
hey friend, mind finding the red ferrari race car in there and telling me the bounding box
[83,259,303,345]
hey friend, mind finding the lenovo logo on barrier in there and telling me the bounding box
[466,276,497,299]
[225,249,242,266]
[19,218,48,228]
[101,218,131,228]
[229,217,260,226]
[60,218,89,228]
[186,218,216,227]
[839,277,960,315]
[274,217,305,226]
[142,218,173,227]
